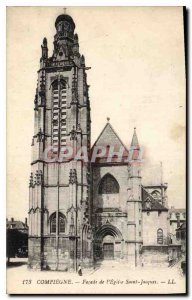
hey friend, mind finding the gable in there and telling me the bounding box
[93,123,127,148]
[92,123,128,163]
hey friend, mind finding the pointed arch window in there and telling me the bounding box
[50,212,66,234]
[59,215,65,233]
[98,174,119,194]
[50,216,56,234]
[157,228,163,244]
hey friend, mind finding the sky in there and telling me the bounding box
[7,6,186,221]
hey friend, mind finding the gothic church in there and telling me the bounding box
[28,13,169,271]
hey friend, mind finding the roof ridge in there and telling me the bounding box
[92,123,109,149]
[107,122,129,152]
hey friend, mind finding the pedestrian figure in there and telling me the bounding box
[78,264,82,276]
[141,256,144,267]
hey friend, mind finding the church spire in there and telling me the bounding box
[130,127,140,149]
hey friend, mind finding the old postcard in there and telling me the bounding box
[6,6,186,294]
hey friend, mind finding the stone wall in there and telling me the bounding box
[141,245,169,267]
[28,236,93,271]
[142,210,168,245]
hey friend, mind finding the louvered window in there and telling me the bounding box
[52,80,67,152]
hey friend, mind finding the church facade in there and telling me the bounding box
[28,13,169,271]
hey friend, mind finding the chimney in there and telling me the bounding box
[11,217,14,222]
[25,218,27,226]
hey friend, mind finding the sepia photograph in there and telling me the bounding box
[6,6,186,294]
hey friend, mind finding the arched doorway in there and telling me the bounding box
[94,224,123,261]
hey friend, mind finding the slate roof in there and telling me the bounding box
[6,220,28,230]
[142,186,168,212]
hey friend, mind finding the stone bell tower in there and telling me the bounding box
[28,12,92,271]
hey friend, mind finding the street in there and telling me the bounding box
[7,258,185,294]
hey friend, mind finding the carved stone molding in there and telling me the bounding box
[69,169,77,184]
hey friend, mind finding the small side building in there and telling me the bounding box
[6,218,28,259]
[141,186,169,267]
[168,207,186,264]
[169,207,186,244]
[176,221,186,254]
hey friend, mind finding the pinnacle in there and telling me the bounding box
[131,127,140,149]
